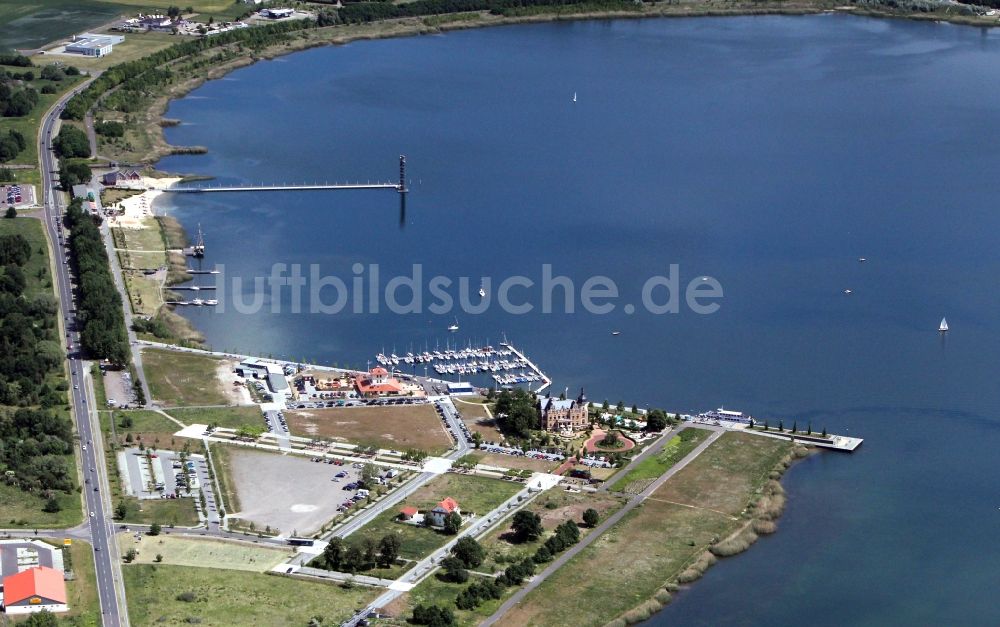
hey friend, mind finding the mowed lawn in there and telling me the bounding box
[165,405,261,430]
[398,573,505,627]
[353,474,521,561]
[143,348,227,406]
[614,427,712,493]
[116,534,293,572]
[497,433,790,627]
[286,404,452,455]
[60,540,102,624]
[124,564,378,626]
[107,409,182,446]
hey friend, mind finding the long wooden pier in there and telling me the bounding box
[164,155,408,195]
[165,182,401,193]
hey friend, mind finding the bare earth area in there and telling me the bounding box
[216,359,252,405]
[226,448,346,536]
[286,404,452,454]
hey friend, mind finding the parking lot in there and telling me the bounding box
[288,397,429,410]
[2,183,35,207]
[116,448,223,524]
[226,448,369,535]
[102,368,139,408]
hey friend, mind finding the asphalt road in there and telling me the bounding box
[39,81,129,627]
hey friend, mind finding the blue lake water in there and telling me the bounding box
[156,15,1000,625]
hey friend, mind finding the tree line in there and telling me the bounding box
[61,19,316,122]
[315,533,402,572]
[64,198,131,365]
[327,0,635,24]
[53,125,93,190]
[0,78,39,118]
[0,232,64,409]
[0,232,74,497]
[0,129,27,164]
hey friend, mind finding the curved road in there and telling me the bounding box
[39,80,130,627]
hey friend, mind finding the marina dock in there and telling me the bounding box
[374,340,550,393]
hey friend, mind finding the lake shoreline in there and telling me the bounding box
[127,3,997,171]
[602,443,811,627]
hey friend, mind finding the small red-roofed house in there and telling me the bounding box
[398,506,419,521]
[427,497,460,527]
[2,566,68,615]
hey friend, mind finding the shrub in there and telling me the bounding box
[709,527,758,557]
[175,591,196,602]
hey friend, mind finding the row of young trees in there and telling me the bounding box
[329,0,633,24]
[61,19,317,121]
[317,533,401,572]
[64,199,131,365]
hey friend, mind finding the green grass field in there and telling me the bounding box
[48,32,177,73]
[0,481,82,528]
[614,428,712,491]
[119,494,200,527]
[497,433,791,627]
[165,405,262,429]
[0,0,243,52]
[208,443,241,514]
[404,573,506,627]
[117,533,293,572]
[60,539,102,625]
[142,348,227,406]
[124,563,378,626]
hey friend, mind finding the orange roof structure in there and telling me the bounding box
[354,367,405,395]
[3,566,67,606]
[435,497,459,513]
[399,506,418,517]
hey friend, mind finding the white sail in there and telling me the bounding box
[939,317,949,332]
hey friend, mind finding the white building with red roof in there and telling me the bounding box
[2,566,67,615]
[354,367,405,397]
[427,497,460,527]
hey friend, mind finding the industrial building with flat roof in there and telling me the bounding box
[65,33,124,57]
[2,566,68,615]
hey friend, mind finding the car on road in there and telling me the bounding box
[89,511,94,517]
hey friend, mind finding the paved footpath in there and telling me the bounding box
[481,427,723,627]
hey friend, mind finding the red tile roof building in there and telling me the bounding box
[427,497,461,527]
[354,367,404,397]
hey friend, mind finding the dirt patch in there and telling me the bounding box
[475,453,559,473]
[216,360,252,406]
[285,405,451,455]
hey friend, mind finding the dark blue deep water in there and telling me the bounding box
[156,15,1000,626]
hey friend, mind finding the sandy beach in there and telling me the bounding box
[106,176,181,229]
